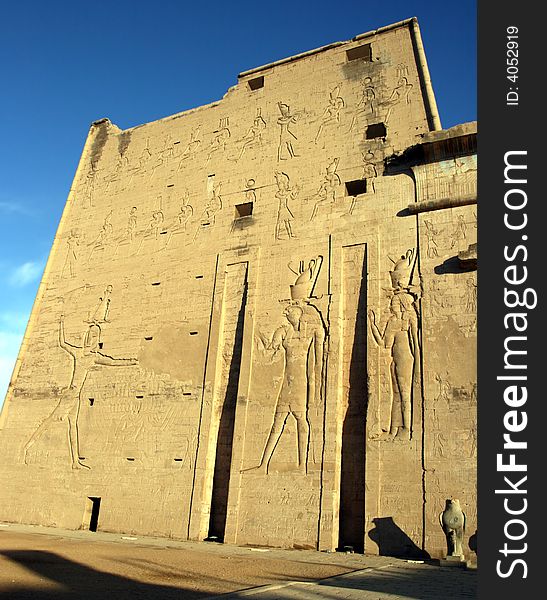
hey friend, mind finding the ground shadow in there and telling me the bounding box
[316,562,476,600]
[368,517,430,560]
[0,550,214,599]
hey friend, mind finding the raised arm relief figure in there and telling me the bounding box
[23,315,138,470]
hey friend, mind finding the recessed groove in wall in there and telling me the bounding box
[144,336,153,341]
[189,331,198,336]
[126,457,135,462]
[151,282,161,286]
[89,398,95,406]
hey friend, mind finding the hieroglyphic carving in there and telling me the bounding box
[314,85,345,143]
[80,160,99,207]
[274,172,298,240]
[178,126,202,169]
[201,182,222,226]
[244,178,257,204]
[194,182,223,241]
[150,135,176,179]
[368,249,420,441]
[277,103,299,160]
[23,311,138,470]
[61,231,80,278]
[309,158,341,221]
[88,211,114,261]
[348,77,375,132]
[89,284,113,323]
[385,69,413,123]
[348,151,379,214]
[165,190,194,247]
[229,108,266,162]
[206,117,231,165]
[423,220,440,258]
[463,277,477,312]
[137,209,165,254]
[115,207,138,255]
[450,215,467,249]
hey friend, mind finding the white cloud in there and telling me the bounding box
[0,201,30,215]
[8,261,44,287]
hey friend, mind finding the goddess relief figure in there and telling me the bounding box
[368,292,419,441]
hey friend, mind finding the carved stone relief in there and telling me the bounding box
[385,67,413,123]
[178,126,202,169]
[165,191,194,248]
[368,249,420,441]
[137,209,166,255]
[23,292,138,470]
[310,158,341,221]
[348,76,376,132]
[274,172,298,240]
[206,117,231,165]
[194,182,223,241]
[314,85,345,144]
[115,206,139,255]
[80,160,99,208]
[229,108,266,162]
[277,103,299,160]
[244,259,326,474]
[88,211,114,261]
[423,220,440,258]
[450,215,467,250]
[61,231,80,278]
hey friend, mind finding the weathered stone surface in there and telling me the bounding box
[0,18,476,560]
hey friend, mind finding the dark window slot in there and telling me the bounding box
[345,180,368,196]
[189,331,198,336]
[366,122,386,139]
[235,202,253,218]
[89,398,95,406]
[346,44,372,62]
[248,76,264,90]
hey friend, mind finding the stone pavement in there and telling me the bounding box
[211,562,477,599]
[0,523,477,599]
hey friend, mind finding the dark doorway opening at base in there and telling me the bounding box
[86,497,101,532]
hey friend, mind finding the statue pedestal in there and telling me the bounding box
[440,555,467,568]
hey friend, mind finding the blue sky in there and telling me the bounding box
[0,0,476,408]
